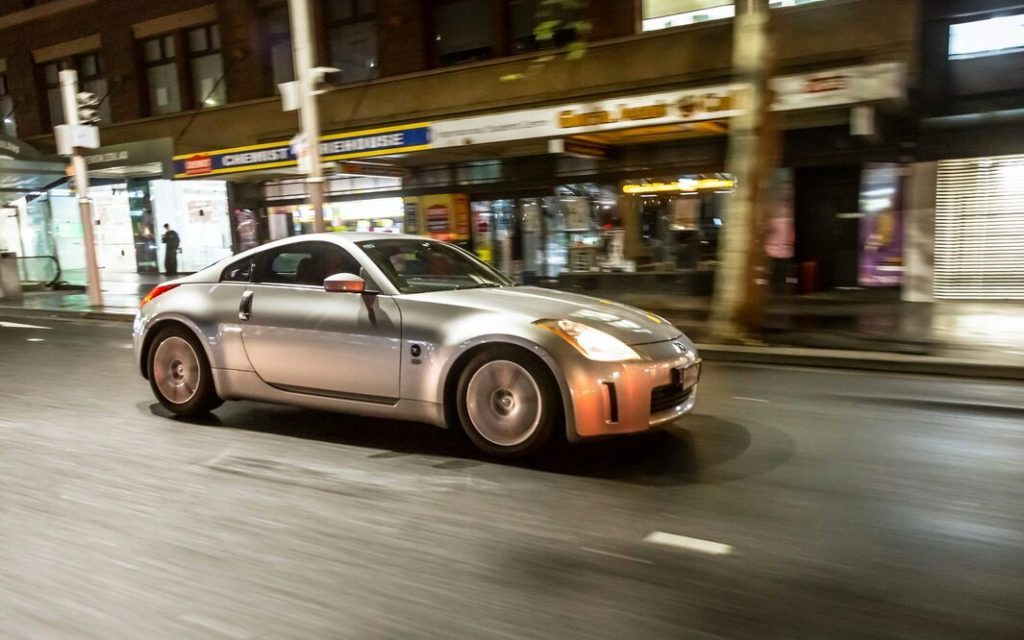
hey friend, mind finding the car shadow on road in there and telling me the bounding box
[145,402,757,487]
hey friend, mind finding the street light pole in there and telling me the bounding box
[58,69,103,307]
[287,0,326,233]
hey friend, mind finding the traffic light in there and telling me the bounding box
[76,91,101,124]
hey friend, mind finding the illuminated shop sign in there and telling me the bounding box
[432,63,903,149]
[173,123,430,178]
[622,178,735,194]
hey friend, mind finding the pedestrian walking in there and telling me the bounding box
[161,223,181,276]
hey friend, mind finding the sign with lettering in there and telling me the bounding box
[173,123,430,178]
[0,134,42,160]
[431,63,904,149]
[81,138,175,177]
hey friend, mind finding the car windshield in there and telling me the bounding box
[357,238,514,294]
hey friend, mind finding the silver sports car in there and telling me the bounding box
[134,233,701,456]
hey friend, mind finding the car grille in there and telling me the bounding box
[650,382,691,414]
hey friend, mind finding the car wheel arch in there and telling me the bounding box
[440,337,576,440]
[140,318,212,380]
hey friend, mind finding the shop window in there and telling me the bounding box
[40,52,110,128]
[412,165,454,188]
[641,0,825,32]
[142,34,182,115]
[0,73,15,137]
[434,0,498,66]
[188,24,226,108]
[456,160,502,185]
[326,0,378,83]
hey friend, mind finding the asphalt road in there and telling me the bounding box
[2,313,1023,639]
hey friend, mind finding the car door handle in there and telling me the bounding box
[239,290,254,321]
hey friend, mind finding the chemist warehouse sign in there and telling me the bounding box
[173,122,430,178]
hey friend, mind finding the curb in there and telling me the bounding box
[697,343,1024,381]
[2,305,1020,381]
[0,306,135,323]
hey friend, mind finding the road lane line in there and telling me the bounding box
[0,321,52,329]
[581,547,654,565]
[644,532,734,556]
[733,396,769,403]
[26,338,45,342]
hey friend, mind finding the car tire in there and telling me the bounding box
[455,345,561,457]
[148,325,223,416]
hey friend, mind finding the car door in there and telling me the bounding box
[239,240,402,402]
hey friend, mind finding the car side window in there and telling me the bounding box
[257,242,362,287]
[220,256,253,282]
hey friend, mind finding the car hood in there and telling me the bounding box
[408,286,683,346]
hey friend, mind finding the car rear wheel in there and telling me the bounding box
[148,325,223,416]
[456,346,560,457]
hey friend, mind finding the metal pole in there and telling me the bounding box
[288,0,326,233]
[59,69,103,307]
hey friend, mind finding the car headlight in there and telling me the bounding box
[534,319,641,362]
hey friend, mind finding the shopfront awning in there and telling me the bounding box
[0,135,66,206]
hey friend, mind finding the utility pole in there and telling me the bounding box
[707,0,778,343]
[57,69,103,307]
[287,0,326,233]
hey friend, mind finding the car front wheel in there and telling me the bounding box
[455,346,561,457]
[148,325,223,416]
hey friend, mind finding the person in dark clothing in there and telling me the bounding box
[161,223,181,276]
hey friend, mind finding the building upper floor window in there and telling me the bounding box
[641,0,826,32]
[0,72,15,138]
[141,24,225,116]
[949,14,1024,59]
[188,24,226,107]
[143,34,182,115]
[40,52,111,128]
[433,0,580,67]
[434,0,497,66]
[260,2,294,92]
[326,0,378,83]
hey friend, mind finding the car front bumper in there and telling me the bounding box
[562,338,700,439]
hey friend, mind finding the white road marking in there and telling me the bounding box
[733,396,769,403]
[26,338,45,342]
[581,547,654,565]
[644,531,734,556]
[0,320,52,330]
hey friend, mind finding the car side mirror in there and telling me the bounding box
[324,273,365,293]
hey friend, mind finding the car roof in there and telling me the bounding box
[204,232,434,271]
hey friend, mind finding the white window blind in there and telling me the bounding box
[935,155,1024,299]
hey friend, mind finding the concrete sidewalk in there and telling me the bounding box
[2,273,1022,380]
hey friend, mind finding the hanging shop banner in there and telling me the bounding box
[772,63,905,112]
[173,123,431,178]
[431,62,904,149]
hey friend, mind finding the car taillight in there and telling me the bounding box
[140,283,181,307]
